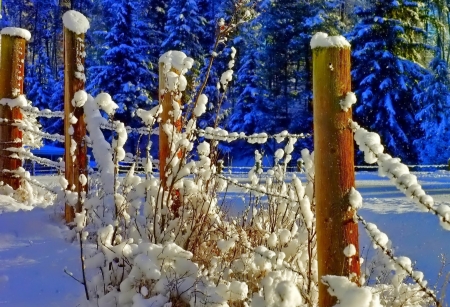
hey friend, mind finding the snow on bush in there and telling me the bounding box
[71,50,327,305]
[69,87,439,306]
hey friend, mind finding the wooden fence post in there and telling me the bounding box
[63,11,89,223]
[312,34,360,307]
[0,28,30,190]
[158,61,170,188]
[158,55,185,217]
[158,63,184,186]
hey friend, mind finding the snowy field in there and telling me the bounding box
[0,171,449,306]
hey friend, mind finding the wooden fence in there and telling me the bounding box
[1,14,447,307]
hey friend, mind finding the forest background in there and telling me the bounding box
[2,0,450,165]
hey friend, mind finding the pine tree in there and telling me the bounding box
[414,52,450,164]
[227,36,265,135]
[193,0,220,130]
[135,0,168,88]
[225,0,344,155]
[162,0,206,61]
[25,44,60,137]
[88,0,154,127]
[349,0,429,163]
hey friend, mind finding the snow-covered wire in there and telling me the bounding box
[23,175,60,194]
[354,165,448,169]
[19,106,64,118]
[197,127,312,144]
[98,122,155,136]
[351,120,450,230]
[215,173,297,203]
[357,213,440,306]
[0,168,60,194]
[2,148,63,170]
[12,124,65,143]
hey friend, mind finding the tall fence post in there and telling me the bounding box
[158,61,170,189]
[312,33,360,307]
[63,11,90,223]
[0,28,30,190]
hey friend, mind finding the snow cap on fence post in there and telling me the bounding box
[1,27,31,41]
[62,10,90,35]
[311,32,360,307]
[310,32,351,49]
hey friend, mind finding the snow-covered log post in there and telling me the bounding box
[0,28,31,190]
[158,61,171,189]
[158,58,182,216]
[63,11,90,223]
[311,33,360,307]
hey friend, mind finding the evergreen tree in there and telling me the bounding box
[135,0,168,89]
[244,0,346,135]
[193,0,221,129]
[414,52,450,163]
[227,15,267,135]
[88,0,154,127]
[162,0,206,61]
[349,0,429,162]
[224,0,344,159]
[25,44,60,137]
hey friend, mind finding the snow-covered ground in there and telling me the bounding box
[0,171,449,306]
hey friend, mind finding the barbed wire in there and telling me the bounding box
[19,106,64,118]
[357,213,440,306]
[197,127,312,143]
[24,176,61,194]
[351,121,450,228]
[12,123,65,143]
[215,173,298,201]
[0,168,60,194]
[355,164,448,169]
[98,122,156,136]
[1,149,62,170]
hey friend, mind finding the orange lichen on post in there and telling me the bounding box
[0,29,30,190]
[311,33,361,307]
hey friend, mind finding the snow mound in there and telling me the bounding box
[310,32,350,49]
[1,27,31,41]
[62,10,90,34]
